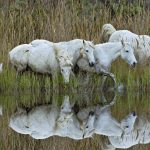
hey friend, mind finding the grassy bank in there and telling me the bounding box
[0,0,149,91]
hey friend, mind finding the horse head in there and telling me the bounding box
[54,45,73,83]
[81,40,96,67]
[120,41,137,68]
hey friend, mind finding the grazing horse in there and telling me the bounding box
[77,41,137,86]
[9,42,73,84]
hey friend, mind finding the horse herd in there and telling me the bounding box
[9,95,136,140]
[0,24,150,86]
[0,24,150,83]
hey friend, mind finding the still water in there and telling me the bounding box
[0,88,150,150]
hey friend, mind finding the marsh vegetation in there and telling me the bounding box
[0,0,149,91]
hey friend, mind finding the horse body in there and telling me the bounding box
[9,42,73,83]
[28,43,58,74]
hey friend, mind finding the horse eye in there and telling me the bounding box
[86,50,89,52]
[86,126,88,128]
[61,69,64,72]
[126,50,129,53]
[126,125,129,128]
[61,106,64,109]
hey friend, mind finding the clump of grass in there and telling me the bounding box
[0,0,149,91]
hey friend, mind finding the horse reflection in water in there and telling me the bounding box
[9,96,93,140]
[9,91,138,142]
[106,114,150,149]
[78,95,137,138]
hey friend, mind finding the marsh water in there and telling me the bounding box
[0,87,150,150]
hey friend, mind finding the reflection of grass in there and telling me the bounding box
[0,0,149,91]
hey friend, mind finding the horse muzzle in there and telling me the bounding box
[89,62,95,67]
[132,111,136,117]
[131,62,137,68]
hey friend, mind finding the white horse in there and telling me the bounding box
[31,39,96,67]
[101,24,150,64]
[77,41,137,86]
[9,43,73,83]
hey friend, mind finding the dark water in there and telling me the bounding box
[0,88,150,150]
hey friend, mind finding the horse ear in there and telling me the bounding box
[83,40,86,45]
[121,39,125,47]
[68,61,73,67]
[135,38,139,48]
[53,44,61,56]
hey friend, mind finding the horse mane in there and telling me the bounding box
[53,44,73,67]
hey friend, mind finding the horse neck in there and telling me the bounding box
[108,43,122,63]
[68,40,83,64]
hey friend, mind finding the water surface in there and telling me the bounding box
[0,89,150,150]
